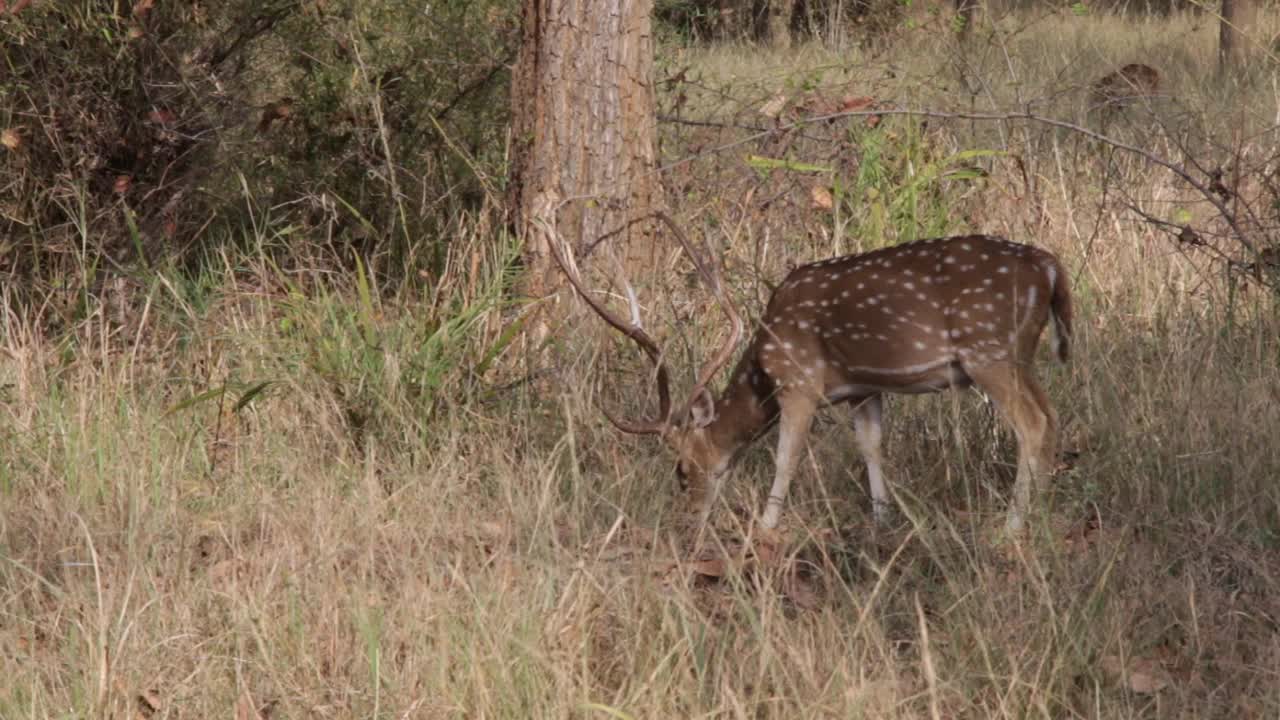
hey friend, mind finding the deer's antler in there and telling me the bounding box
[652,212,744,421]
[544,210,744,434]
[543,214,673,435]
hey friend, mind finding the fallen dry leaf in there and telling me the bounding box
[0,127,19,151]
[690,557,728,578]
[810,185,834,211]
[1100,654,1171,694]
[840,95,876,113]
[759,93,788,119]
[147,109,176,125]
[1126,657,1172,694]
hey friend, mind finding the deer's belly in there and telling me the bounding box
[824,361,972,401]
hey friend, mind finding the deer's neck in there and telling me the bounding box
[708,342,779,450]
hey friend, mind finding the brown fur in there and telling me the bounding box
[1090,63,1160,111]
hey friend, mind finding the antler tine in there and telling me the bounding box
[652,212,745,418]
[542,216,673,435]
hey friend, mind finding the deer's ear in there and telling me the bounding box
[688,389,717,429]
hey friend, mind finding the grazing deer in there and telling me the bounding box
[1089,63,1160,120]
[553,214,1072,533]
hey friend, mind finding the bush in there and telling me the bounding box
[0,0,517,298]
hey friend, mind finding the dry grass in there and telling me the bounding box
[4,10,1280,720]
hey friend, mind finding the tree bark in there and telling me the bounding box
[1218,0,1256,70]
[767,0,796,50]
[508,0,661,317]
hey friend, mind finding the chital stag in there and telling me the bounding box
[555,215,1072,533]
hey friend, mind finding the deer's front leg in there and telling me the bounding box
[761,393,819,529]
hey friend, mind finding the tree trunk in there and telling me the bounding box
[1219,0,1256,70]
[508,0,661,322]
[767,0,796,49]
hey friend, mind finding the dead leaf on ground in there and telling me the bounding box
[690,557,729,578]
[1127,657,1172,694]
[1100,654,1171,694]
[810,185,834,211]
[147,109,176,125]
[1,128,20,151]
[759,93,788,119]
[840,95,876,113]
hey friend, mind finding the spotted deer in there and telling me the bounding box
[1089,63,1160,119]
[553,215,1072,532]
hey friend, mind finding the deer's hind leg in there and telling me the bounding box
[964,363,1057,532]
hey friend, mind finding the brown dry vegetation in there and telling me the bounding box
[4,6,1280,720]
